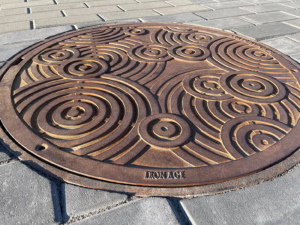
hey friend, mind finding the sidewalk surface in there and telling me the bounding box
[1,0,300,224]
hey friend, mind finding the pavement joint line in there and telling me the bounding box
[63,195,140,225]
[117,5,126,12]
[167,198,190,225]
[84,2,90,8]
[138,17,145,22]
[61,10,67,17]
[30,20,35,29]
[152,9,164,16]
[73,25,78,30]
[134,0,140,3]
[53,0,58,5]
[165,1,176,7]
[97,14,105,22]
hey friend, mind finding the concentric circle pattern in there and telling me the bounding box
[1,23,300,192]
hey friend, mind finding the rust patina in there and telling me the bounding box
[1,23,300,197]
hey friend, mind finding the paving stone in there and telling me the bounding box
[0,21,31,34]
[0,0,24,3]
[243,0,292,3]
[35,14,101,28]
[0,143,11,162]
[195,8,253,20]
[141,12,203,22]
[0,26,72,46]
[287,33,300,42]
[73,198,180,225]
[165,0,194,6]
[155,4,211,15]
[75,18,140,29]
[261,37,300,55]
[0,161,62,224]
[31,2,88,13]
[188,0,217,3]
[120,2,171,11]
[201,0,253,10]
[280,2,300,9]
[0,11,64,24]
[233,22,300,40]
[281,9,300,17]
[99,9,160,21]
[0,7,27,16]
[240,11,297,24]
[188,17,254,29]
[283,19,300,29]
[240,3,294,13]
[62,183,128,221]
[1,0,55,9]
[180,166,300,225]
[86,0,136,7]
[0,40,42,61]
[291,53,300,63]
[65,5,122,16]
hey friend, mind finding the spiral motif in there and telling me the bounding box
[221,116,290,156]
[32,48,80,65]
[124,27,148,35]
[128,44,172,62]
[139,114,191,149]
[219,71,286,103]
[168,45,210,61]
[180,32,215,45]
[57,58,108,79]
[182,71,232,100]
[207,38,289,74]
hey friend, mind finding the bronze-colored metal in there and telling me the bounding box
[1,22,300,196]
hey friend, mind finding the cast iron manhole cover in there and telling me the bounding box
[1,22,300,197]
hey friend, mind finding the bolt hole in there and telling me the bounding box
[161,126,168,131]
[36,144,48,151]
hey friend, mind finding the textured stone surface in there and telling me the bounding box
[0,7,27,16]
[155,4,210,15]
[141,12,203,22]
[0,161,61,224]
[100,9,160,20]
[280,2,300,9]
[180,166,300,225]
[0,40,43,61]
[120,1,171,11]
[62,183,128,222]
[195,8,253,20]
[261,37,300,55]
[240,11,297,24]
[188,17,254,29]
[31,2,87,13]
[1,0,55,9]
[65,5,122,16]
[283,19,300,29]
[0,26,72,46]
[201,1,253,10]
[291,53,300,63]
[73,198,180,225]
[233,22,300,40]
[35,14,101,28]
[240,3,294,13]
[0,21,30,34]
[287,33,300,42]
[0,143,11,162]
[75,19,140,29]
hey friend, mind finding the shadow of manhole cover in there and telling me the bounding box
[1,22,300,197]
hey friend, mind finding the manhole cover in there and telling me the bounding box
[1,22,300,197]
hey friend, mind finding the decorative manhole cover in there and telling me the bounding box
[1,22,300,197]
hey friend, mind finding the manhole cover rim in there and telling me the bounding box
[1,22,300,195]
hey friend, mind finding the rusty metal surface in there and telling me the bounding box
[1,23,300,194]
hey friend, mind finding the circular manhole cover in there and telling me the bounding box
[1,22,300,197]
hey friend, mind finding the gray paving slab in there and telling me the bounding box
[187,17,254,29]
[240,3,294,13]
[180,166,300,225]
[280,2,300,9]
[99,9,160,21]
[283,18,300,29]
[120,1,171,11]
[166,0,194,6]
[287,33,300,42]
[243,0,293,3]
[1,0,55,10]
[0,7,27,16]
[155,4,211,15]
[87,0,136,7]
[281,9,300,17]
[261,37,300,55]
[0,39,42,61]
[232,22,300,40]
[73,197,180,225]
[195,8,253,20]
[0,161,61,224]
[201,0,253,10]
[0,143,12,162]
[0,26,72,46]
[291,53,300,63]
[141,12,204,23]
[75,18,140,29]
[31,2,88,13]
[62,183,128,222]
[65,5,122,17]
[0,21,31,34]
[239,11,298,24]
[35,14,101,28]
[189,0,218,3]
